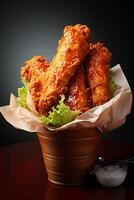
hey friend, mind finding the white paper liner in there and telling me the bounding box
[0,64,132,133]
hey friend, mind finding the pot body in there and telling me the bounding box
[37,128,101,185]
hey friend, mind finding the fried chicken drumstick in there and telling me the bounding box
[65,66,91,113]
[86,42,112,106]
[38,24,91,115]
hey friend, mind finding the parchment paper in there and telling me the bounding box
[0,64,132,133]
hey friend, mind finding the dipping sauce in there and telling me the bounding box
[95,163,128,187]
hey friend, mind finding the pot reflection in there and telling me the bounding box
[44,181,126,200]
[44,181,87,200]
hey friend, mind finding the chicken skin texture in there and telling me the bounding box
[86,42,112,106]
[65,66,91,113]
[21,56,49,82]
[21,56,49,110]
[38,24,91,115]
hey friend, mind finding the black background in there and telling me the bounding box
[0,1,133,146]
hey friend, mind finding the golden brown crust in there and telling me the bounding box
[86,42,112,106]
[21,56,49,110]
[21,56,49,82]
[38,24,91,115]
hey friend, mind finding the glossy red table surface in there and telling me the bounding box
[0,139,134,200]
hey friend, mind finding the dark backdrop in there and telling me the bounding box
[0,1,133,146]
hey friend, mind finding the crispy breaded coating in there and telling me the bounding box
[65,66,91,113]
[38,24,91,115]
[86,42,112,106]
[21,56,49,110]
[21,56,49,82]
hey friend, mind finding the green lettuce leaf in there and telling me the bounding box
[18,80,29,109]
[109,69,116,97]
[40,95,80,127]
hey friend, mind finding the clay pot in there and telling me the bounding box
[37,127,101,185]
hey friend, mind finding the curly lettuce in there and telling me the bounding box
[18,80,29,109]
[40,95,80,127]
[109,69,116,97]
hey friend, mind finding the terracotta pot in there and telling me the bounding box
[37,127,101,185]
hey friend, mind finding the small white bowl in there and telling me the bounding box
[94,162,128,187]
